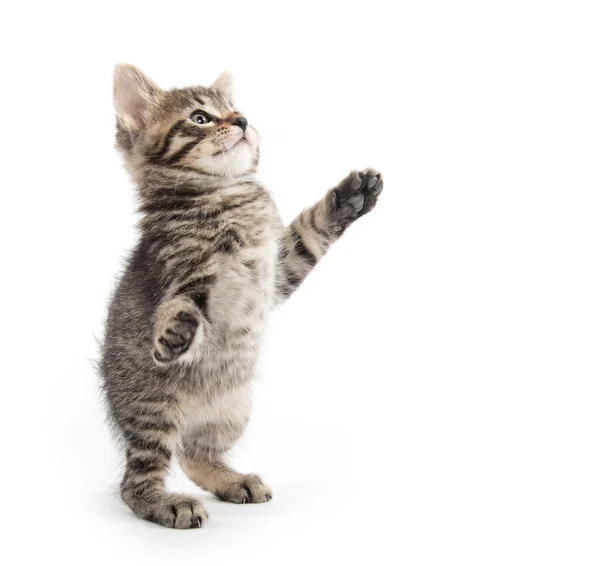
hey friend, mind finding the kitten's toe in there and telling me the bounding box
[171,498,207,529]
[217,474,273,504]
[357,169,383,216]
[359,168,383,195]
[141,494,208,529]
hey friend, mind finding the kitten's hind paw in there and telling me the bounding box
[216,474,273,504]
[152,308,201,365]
[137,494,208,529]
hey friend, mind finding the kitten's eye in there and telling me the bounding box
[190,111,211,125]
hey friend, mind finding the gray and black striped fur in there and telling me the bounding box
[100,65,383,529]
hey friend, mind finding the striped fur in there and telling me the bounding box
[100,65,383,529]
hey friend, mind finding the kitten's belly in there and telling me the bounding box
[179,383,253,453]
[181,383,253,426]
[187,241,277,387]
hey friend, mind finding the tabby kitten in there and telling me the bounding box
[100,64,383,529]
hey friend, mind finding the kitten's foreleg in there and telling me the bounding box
[276,168,383,301]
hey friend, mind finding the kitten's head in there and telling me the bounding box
[113,64,259,180]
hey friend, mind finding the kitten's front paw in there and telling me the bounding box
[328,169,383,230]
[153,310,201,365]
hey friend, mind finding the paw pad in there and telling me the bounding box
[329,168,383,228]
[152,310,200,364]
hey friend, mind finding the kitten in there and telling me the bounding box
[100,64,383,529]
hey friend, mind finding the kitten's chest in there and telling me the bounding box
[209,222,279,329]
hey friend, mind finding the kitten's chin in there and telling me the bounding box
[198,148,256,177]
[197,135,259,178]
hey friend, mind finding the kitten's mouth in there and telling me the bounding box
[214,136,247,156]
[231,136,247,150]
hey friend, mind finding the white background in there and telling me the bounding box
[2,1,599,564]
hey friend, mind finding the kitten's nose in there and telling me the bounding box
[232,116,248,132]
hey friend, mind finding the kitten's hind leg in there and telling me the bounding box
[119,409,209,528]
[181,457,272,504]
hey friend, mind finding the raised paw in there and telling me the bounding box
[153,310,200,365]
[216,474,273,504]
[141,494,208,529]
[328,168,383,230]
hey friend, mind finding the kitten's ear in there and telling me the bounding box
[113,64,162,131]
[211,71,233,102]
